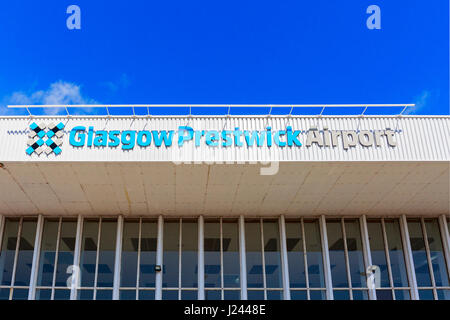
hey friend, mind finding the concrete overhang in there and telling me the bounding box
[0,161,448,217]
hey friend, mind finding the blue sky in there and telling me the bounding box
[0,0,448,116]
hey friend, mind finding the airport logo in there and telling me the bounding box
[26,122,65,155]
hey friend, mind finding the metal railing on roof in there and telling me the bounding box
[6,104,416,117]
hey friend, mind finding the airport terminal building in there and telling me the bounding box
[0,108,448,300]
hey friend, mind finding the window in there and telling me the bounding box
[35,218,76,300]
[245,219,283,300]
[119,219,158,300]
[204,219,240,300]
[367,219,410,300]
[327,219,368,300]
[286,219,327,300]
[408,218,450,300]
[77,218,117,300]
[162,219,198,300]
[0,218,37,300]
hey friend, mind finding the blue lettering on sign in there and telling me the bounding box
[68,126,304,149]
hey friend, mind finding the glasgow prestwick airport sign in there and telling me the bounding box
[67,125,398,150]
[25,122,399,156]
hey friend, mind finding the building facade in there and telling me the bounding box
[0,114,448,300]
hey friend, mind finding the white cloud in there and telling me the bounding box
[8,81,97,105]
[404,90,430,115]
[2,81,98,115]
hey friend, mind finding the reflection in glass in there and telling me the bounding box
[263,221,282,289]
[245,221,263,288]
[345,220,365,288]
[0,219,19,286]
[222,221,240,288]
[304,220,325,288]
[37,219,59,287]
[163,221,179,288]
[286,221,306,288]
[181,221,198,288]
[327,221,348,288]
[424,220,449,287]
[121,221,139,288]
[204,221,220,288]
[55,220,76,287]
[80,220,98,287]
[13,220,37,286]
[384,220,408,287]
[367,221,391,287]
[139,220,157,288]
[408,220,432,287]
[97,219,117,287]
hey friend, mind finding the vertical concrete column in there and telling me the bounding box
[239,215,247,300]
[112,215,124,300]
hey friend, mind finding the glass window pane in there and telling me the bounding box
[96,289,113,300]
[139,220,157,288]
[139,290,155,300]
[263,221,282,288]
[0,219,19,286]
[384,220,408,287]
[309,290,326,300]
[424,220,449,287]
[37,219,59,287]
[247,290,264,300]
[345,220,366,288]
[97,219,117,287]
[290,290,307,300]
[0,288,9,300]
[267,290,282,300]
[181,290,197,300]
[205,290,221,300]
[222,220,240,288]
[36,289,51,300]
[376,289,393,300]
[120,289,136,300]
[333,290,350,300]
[367,221,390,287]
[224,290,240,300]
[14,220,37,286]
[418,289,434,300]
[245,221,263,288]
[162,290,178,300]
[286,222,306,288]
[120,221,139,288]
[181,221,198,288]
[80,220,98,287]
[78,289,94,300]
[408,220,432,287]
[352,290,369,300]
[12,288,28,300]
[395,289,411,300]
[204,221,221,288]
[163,221,179,288]
[53,289,70,300]
[304,220,325,288]
[55,220,76,287]
[437,289,450,300]
[327,221,348,288]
